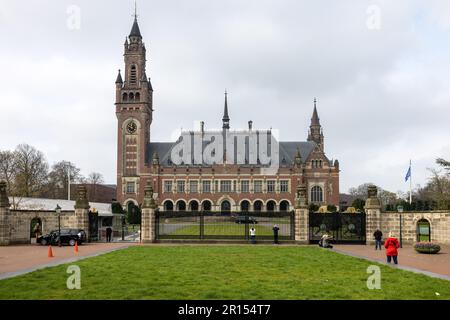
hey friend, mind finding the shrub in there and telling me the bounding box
[414,242,441,254]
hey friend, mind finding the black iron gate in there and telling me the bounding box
[156,211,295,241]
[309,211,366,244]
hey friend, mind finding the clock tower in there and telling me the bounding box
[115,15,153,205]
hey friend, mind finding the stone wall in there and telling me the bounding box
[9,210,78,244]
[377,211,450,244]
[365,185,450,245]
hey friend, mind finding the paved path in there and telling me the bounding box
[332,244,450,280]
[0,243,133,280]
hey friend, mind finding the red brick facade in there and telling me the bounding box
[115,18,340,212]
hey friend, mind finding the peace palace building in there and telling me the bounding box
[115,16,340,213]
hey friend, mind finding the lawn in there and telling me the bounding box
[0,246,448,300]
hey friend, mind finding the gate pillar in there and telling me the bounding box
[74,185,90,241]
[142,182,157,243]
[0,182,11,246]
[295,184,309,244]
[364,185,382,245]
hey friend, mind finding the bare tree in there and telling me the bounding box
[45,161,82,199]
[0,150,17,192]
[14,144,48,197]
[0,150,22,209]
[87,172,104,201]
[87,172,104,185]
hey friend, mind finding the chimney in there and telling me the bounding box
[248,120,253,131]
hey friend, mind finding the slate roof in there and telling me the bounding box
[129,18,142,38]
[147,139,317,167]
[9,197,113,216]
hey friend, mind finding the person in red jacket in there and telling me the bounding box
[384,231,400,265]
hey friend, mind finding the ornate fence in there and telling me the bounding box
[156,211,295,241]
[309,211,366,244]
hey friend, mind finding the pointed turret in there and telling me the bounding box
[115,69,123,84]
[311,98,320,126]
[222,90,230,130]
[129,17,142,38]
[307,98,324,151]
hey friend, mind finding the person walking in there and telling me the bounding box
[272,224,280,245]
[384,231,400,265]
[250,227,256,244]
[106,227,113,243]
[373,229,383,250]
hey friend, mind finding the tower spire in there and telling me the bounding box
[129,1,142,38]
[222,90,230,130]
[308,98,324,151]
[311,97,320,126]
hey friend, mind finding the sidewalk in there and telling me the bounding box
[0,243,132,280]
[332,244,450,279]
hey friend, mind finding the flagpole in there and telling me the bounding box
[68,166,71,201]
[409,160,412,205]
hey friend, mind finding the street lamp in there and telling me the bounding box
[397,205,403,248]
[55,204,62,247]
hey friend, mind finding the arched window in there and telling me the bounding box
[176,200,186,211]
[254,200,263,212]
[221,200,231,212]
[189,200,199,212]
[266,200,276,212]
[240,200,250,212]
[122,93,128,102]
[135,92,140,102]
[417,219,431,242]
[202,200,212,212]
[130,65,137,85]
[311,186,323,203]
[280,200,290,212]
[127,201,136,214]
[163,200,174,211]
[129,92,135,101]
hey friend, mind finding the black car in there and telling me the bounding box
[235,216,258,224]
[38,229,86,246]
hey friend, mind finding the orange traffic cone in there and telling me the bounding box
[48,245,54,258]
[74,241,79,255]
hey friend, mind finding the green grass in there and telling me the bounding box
[170,224,274,236]
[0,246,448,300]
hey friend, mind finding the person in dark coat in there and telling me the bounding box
[373,229,383,250]
[106,227,113,243]
[273,224,280,244]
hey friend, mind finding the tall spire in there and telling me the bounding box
[129,1,142,38]
[222,90,230,130]
[311,97,320,126]
[308,98,324,151]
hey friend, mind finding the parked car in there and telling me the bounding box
[38,229,86,246]
[235,216,258,224]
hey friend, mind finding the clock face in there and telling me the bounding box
[126,121,137,134]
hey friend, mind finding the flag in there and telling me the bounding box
[405,164,411,182]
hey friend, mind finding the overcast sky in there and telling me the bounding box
[0,0,449,195]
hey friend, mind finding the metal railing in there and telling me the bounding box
[156,211,295,241]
